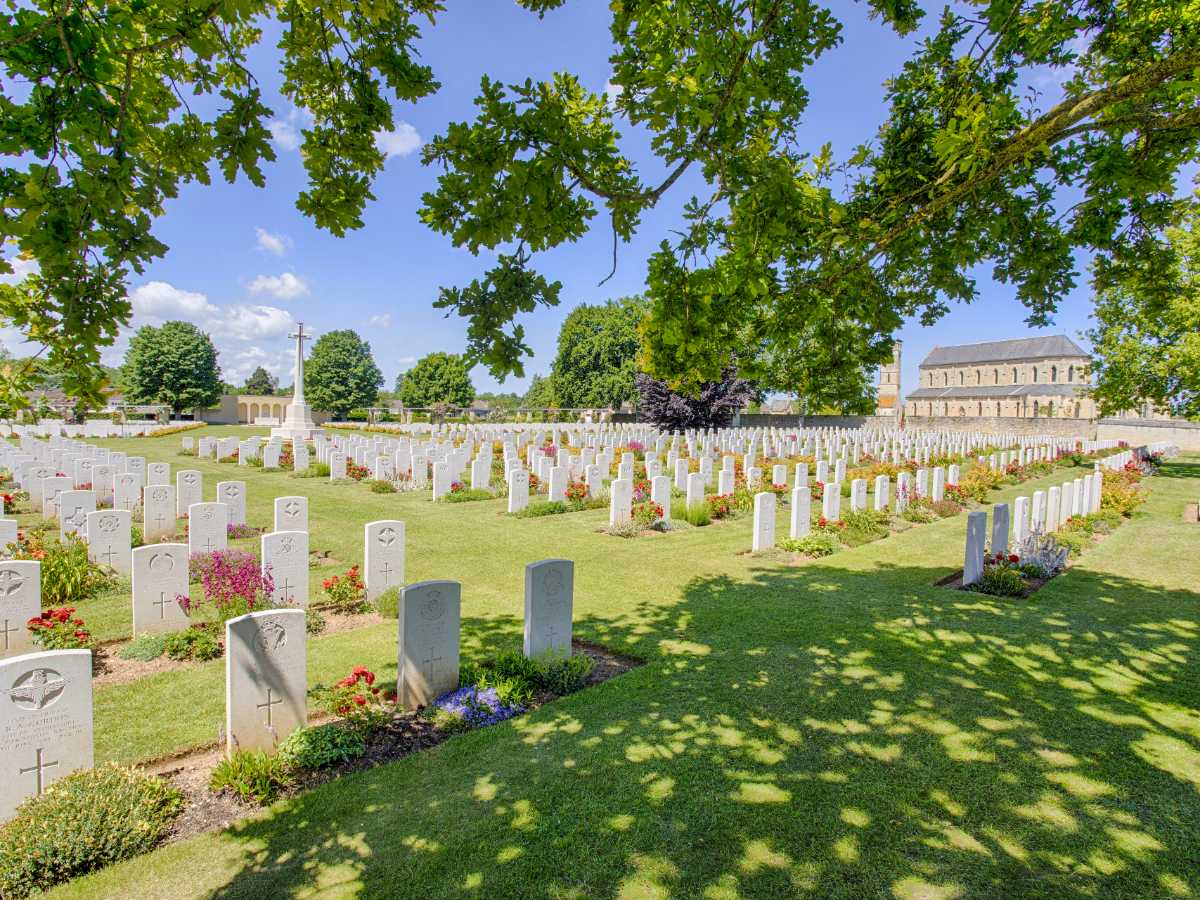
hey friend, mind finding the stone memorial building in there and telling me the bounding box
[904,335,1096,420]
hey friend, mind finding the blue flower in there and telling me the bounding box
[434,686,523,728]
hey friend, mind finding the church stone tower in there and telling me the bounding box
[875,341,902,417]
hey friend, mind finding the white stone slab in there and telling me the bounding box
[131,543,190,635]
[86,509,131,575]
[364,520,404,602]
[225,609,306,753]
[188,502,229,557]
[57,490,95,542]
[273,496,308,533]
[524,559,573,659]
[142,484,176,543]
[0,561,39,658]
[216,481,246,526]
[0,649,93,822]
[176,470,202,517]
[261,531,308,607]
[397,580,460,710]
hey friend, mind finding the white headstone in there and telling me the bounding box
[329,450,347,480]
[850,478,867,512]
[86,509,131,575]
[789,487,811,539]
[686,472,705,510]
[114,472,142,511]
[0,649,93,822]
[991,503,1010,555]
[609,478,632,528]
[873,475,890,512]
[397,580,461,710]
[548,466,567,503]
[57,490,95,542]
[364,520,404,602]
[0,561,40,657]
[225,609,306,753]
[142,484,176,543]
[293,444,310,473]
[262,531,308,607]
[146,462,170,486]
[752,492,776,552]
[273,496,308,532]
[963,511,987,586]
[651,475,672,522]
[188,502,229,557]
[176,470,202,517]
[507,469,529,514]
[524,559,573,658]
[216,481,246,526]
[131,544,190,635]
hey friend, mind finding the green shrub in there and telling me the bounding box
[1052,529,1090,558]
[681,503,712,527]
[0,764,183,898]
[970,565,1027,597]
[368,479,396,493]
[841,508,890,537]
[292,461,331,478]
[164,623,223,661]
[489,649,594,697]
[512,500,568,518]
[901,503,937,524]
[931,499,963,518]
[779,531,841,557]
[306,608,327,635]
[375,586,400,618]
[119,633,166,661]
[431,707,472,733]
[444,487,493,503]
[276,724,366,771]
[210,750,292,805]
[12,533,114,604]
[131,525,144,548]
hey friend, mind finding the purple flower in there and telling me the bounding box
[434,686,523,728]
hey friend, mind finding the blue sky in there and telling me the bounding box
[15,3,1114,399]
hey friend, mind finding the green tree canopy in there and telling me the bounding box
[550,297,645,409]
[420,0,1200,393]
[242,366,278,396]
[1087,198,1200,419]
[0,0,440,410]
[304,330,384,419]
[120,321,222,414]
[522,373,557,409]
[398,352,474,408]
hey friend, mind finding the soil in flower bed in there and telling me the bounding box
[934,568,1057,599]
[144,640,642,845]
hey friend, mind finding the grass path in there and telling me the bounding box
[39,430,1200,898]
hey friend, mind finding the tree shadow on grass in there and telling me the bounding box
[202,560,1200,899]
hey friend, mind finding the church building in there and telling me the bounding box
[904,335,1096,419]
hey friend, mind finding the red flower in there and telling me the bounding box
[353,695,366,706]
[1008,554,1019,563]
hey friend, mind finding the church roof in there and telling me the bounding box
[919,335,1086,367]
[906,384,1086,400]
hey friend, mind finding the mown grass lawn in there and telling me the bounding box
[43,429,1200,898]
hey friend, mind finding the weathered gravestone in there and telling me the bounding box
[292,444,310,473]
[329,450,347,480]
[216,481,246,526]
[262,531,308,607]
[225,609,306,753]
[114,472,142,511]
[58,490,95,542]
[397,580,461,710]
[86,509,132,575]
[273,496,308,532]
[0,561,39,657]
[188,502,229,556]
[40,476,72,520]
[364,520,405,602]
[142,484,176,543]
[524,559,573,658]
[176,470,202,516]
[131,544,190,635]
[0,649,93,822]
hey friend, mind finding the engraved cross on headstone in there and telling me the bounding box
[153,591,169,618]
[278,578,293,601]
[257,688,282,727]
[154,510,168,530]
[20,747,59,795]
[1,617,16,650]
[381,561,394,586]
[421,653,443,687]
[101,546,117,566]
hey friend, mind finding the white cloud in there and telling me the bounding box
[605,80,623,108]
[130,281,217,319]
[249,272,309,299]
[217,304,295,340]
[375,122,422,159]
[368,313,392,328]
[268,108,313,152]
[255,228,291,257]
[0,253,38,284]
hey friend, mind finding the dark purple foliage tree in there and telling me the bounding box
[635,368,755,431]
